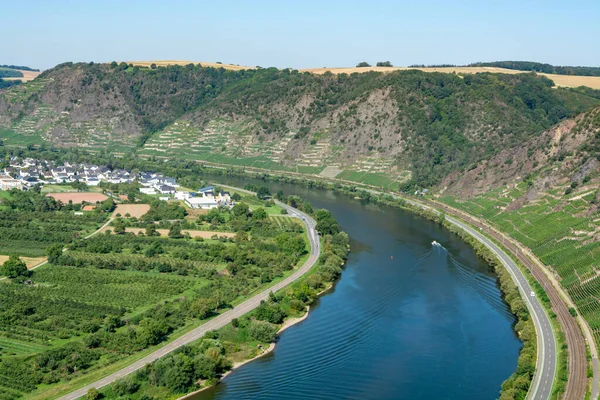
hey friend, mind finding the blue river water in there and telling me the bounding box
[193,179,521,399]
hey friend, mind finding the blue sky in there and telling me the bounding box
[3,0,599,70]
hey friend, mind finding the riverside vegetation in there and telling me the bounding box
[0,182,347,400]
[97,201,348,400]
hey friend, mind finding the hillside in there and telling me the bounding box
[438,105,600,348]
[1,62,599,189]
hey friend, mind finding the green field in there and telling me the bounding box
[0,193,313,399]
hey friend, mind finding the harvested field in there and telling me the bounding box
[303,66,600,89]
[185,208,209,220]
[126,61,600,89]
[113,204,150,218]
[0,255,47,269]
[3,69,41,82]
[129,60,255,71]
[46,192,108,204]
[113,228,235,238]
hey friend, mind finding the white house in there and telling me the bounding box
[157,185,176,194]
[0,175,22,190]
[174,191,191,200]
[185,197,219,209]
[140,187,157,195]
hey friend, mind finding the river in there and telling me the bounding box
[192,177,521,399]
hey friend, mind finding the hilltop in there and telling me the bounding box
[128,60,600,89]
[1,61,599,190]
[0,64,41,82]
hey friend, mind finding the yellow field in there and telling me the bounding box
[0,255,47,269]
[3,69,41,82]
[126,61,600,89]
[129,60,255,71]
[303,66,600,89]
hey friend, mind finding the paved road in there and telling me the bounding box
[433,201,593,400]
[367,191,557,400]
[446,216,556,400]
[58,202,320,400]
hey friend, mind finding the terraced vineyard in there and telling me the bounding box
[138,117,408,188]
[440,183,600,347]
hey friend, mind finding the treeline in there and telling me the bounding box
[470,61,600,76]
[0,78,21,89]
[0,69,22,78]
[0,64,39,72]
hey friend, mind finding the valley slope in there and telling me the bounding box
[1,62,599,190]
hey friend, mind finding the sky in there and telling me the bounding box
[3,0,600,70]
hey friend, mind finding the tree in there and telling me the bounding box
[248,320,278,342]
[256,186,271,200]
[376,61,393,67]
[252,207,268,220]
[150,63,157,70]
[232,202,250,218]
[86,388,101,400]
[231,192,242,201]
[168,223,183,238]
[113,377,140,396]
[1,255,30,278]
[46,243,64,264]
[145,223,157,236]
[356,62,371,67]
[113,218,125,234]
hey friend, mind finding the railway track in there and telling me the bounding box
[433,202,590,400]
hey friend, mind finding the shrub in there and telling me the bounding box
[248,320,278,343]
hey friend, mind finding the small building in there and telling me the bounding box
[185,196,219,209]
[158,185,176,194]
[139,187,157,195]
[174,191,191,200]
[0,175,22,191]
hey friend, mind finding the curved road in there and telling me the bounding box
[58,201,320,400]
[371,192,557,400]
[446,215,556,400]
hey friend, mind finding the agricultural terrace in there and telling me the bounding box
[0,193,313,399]
[439,181,600,347]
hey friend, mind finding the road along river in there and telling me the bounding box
[191,178,522,400]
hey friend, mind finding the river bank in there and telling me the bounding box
[178,304,315,400]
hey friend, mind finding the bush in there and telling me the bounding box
[86,388,101,400]
[356,62,371,67]
[248,320,278,343]
[113,377,140,396]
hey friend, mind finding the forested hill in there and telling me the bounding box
[469,61,600,77]
[1,61,600,188]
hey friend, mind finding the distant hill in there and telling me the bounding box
[469,61,600,77]
[0,64,39,72]
[1,61,599,189]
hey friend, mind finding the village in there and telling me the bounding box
[0,156,233,209]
